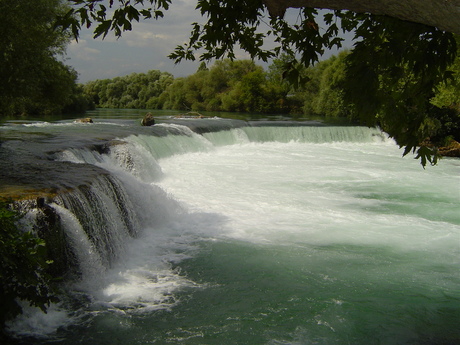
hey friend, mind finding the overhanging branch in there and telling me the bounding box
[263,0,460,34]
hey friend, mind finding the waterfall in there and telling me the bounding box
[111,125,389,169]
[33,172,138,282]
[44,124,390,279]
[7,124,392,304]
[51,203,105,281]
[4,119,459,344]
[240,125,387,143]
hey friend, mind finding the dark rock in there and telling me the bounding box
[34,198,76,278]
[141,112,155,126]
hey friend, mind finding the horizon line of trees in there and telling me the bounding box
[81,53,460,145]
[82,54,353,117]
[83,59,291,114]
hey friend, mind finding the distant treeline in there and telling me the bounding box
[81,52,460,129]
[82,54,357,118]
[83,59,289,114]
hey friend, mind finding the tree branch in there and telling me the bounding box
[263,0,460,34]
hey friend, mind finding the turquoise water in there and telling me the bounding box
[4,117,460,344]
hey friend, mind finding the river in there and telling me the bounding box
[1,110,459,344]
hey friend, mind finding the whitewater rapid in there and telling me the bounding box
[5,122,460,344]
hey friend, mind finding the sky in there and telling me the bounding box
[65,1,353,83]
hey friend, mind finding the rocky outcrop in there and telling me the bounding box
[0,155,110,201]
[141,112,155,126]
[439,140,460,157]
[421,138,460,158]
[263,0,460,35]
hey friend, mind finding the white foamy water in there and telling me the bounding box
[157,140,459,255]
[6,124,460,344]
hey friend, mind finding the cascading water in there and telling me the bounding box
[53,174,138,268]
[2,118,459,345]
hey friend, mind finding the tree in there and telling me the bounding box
[0,0,86,116]
[429,44,460,147]
[59,1,458,166]
[314,51,350,119]
[156,59,287,113]
[83,70,174,109]
[343,17,456,166]
[58,0,460,38]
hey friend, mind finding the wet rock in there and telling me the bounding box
[34,197,76,278]
[423,138,460,158]
[141,113,155,126]
[439,140,460,157]
[75,117,93,123]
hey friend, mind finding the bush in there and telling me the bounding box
[0,199,56,330]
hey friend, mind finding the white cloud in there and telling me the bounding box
[66,0,205,82]
[122,25,170,48]
[67,39,101,61]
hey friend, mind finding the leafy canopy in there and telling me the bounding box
[0,0,87,116]
[58,0,458,166]
[343,16,457,166]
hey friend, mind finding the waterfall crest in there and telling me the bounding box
[41,125,388,278]
[26,124,390,280]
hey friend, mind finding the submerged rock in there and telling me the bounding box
[75,117,93,123]
[141,113,155,126]
[174,111,206,119]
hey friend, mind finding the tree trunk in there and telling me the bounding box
[263,0,460,34]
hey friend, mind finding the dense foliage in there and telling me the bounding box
[83,70,174,109]
[0,200,56,333]
[160,60,289,113]
[343,17,457,165]
[0,0,89,116]
[276,52,351,119]
[82,60,286,112]
[427,44,460,147]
